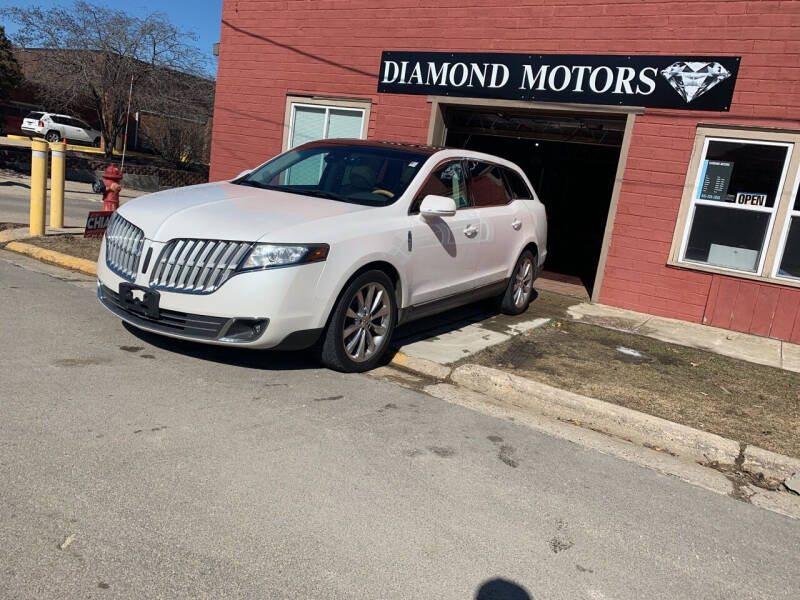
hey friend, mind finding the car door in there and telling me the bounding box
[406,159,482,305]
[49,115,70,140]
[66,118,88,143]
[467,160,531,287]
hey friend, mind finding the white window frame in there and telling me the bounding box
[677,136,793,276]
[773,168,800,282]
[282,95,370,151]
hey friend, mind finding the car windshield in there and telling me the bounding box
[25,112,44,120]
[235,143,430,206]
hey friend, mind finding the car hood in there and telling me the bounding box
[118,181,371,242]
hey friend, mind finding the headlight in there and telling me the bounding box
[237,243,329,271]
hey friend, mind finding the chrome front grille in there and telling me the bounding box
[105,213,145,281]
[149,239,253,294]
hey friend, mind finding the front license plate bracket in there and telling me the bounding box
[119,282,161,320]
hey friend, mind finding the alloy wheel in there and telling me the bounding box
[513,256,533,307]
[342,282,391,363]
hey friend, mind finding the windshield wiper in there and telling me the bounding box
[292,189,347,202]
[235,179,268,189]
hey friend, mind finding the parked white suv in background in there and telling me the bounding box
[96,140,548,372]
[21,111,102,146]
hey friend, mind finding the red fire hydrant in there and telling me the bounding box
[101,165,123,212]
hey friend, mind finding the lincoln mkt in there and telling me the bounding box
[209,0,800,343]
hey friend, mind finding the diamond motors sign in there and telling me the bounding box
[378,52,740,111]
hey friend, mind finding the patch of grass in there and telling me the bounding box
[26,234,102,262]
[469,318,800,458]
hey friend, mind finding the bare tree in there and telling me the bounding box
[137,111,211,167]
[2,1,213,157]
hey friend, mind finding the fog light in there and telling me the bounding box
[219,318,268,342]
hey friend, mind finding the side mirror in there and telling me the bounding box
[235,169,252,180]
[419,194,457,218]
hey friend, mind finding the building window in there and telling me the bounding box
[671,128,800,286]
[679,138,791,273]
[284,98,368,151]
[776,173,800,281]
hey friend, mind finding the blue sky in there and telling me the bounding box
[3,0,223,75]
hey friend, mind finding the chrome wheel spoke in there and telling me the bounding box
[370,289,384,314]
[372,305,389,319]
[346,308,358,320]
[364,285,376,312]
[355,290,365,312]
[356,329,367,358]
[365,329,376,353]
[343,323,359,337]
[522,261,532,279]
[346,329,362,354]
[372,324,387,335]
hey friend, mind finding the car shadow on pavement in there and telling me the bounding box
[392,294,535,348]
[121,322,319,371]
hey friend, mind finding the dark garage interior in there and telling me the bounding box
[444,107,626,296]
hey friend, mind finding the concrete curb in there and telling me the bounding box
[447,363,800,482]
[4,241,97,277]
[389,351,452,380]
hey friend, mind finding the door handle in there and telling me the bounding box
[463,224,479,238]
[511,218,522,230]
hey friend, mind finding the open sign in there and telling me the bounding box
[84,210,114,238]
[736,192,767,206]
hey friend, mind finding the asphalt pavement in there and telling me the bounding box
[1,250,799,599]
[0,171,145,227]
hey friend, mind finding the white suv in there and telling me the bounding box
[96,140,547,372]
[21,111,102,146]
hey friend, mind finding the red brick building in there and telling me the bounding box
[210,0,800,343]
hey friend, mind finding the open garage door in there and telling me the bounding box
[443,106,627,298]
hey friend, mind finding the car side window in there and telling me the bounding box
[467,161,512,208]
[51,116,66,125]
[410,161,469,213]
[502,167,533,199]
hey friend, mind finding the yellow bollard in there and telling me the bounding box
[29,139,49,237]
[49,141,66,228]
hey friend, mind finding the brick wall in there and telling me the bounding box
[210,0,800,339]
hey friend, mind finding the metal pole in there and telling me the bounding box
[120,74,134,173]
[49,141,66,228]
[29,139,48,236]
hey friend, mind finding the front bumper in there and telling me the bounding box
[96,238,330,349]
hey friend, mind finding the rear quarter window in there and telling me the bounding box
[502,168,533,199]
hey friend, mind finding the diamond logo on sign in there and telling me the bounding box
[660,61,732,103]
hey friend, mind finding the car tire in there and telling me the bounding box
[498,249,537,315]
[319,270,397,373]
[45,131,61,143]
